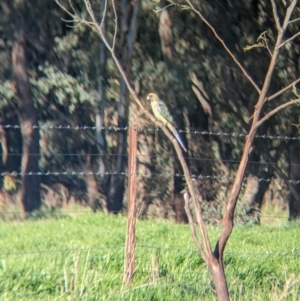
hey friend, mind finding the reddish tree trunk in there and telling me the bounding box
[208,255,230,301]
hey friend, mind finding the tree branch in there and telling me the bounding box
[111,0,117,51]
[255,98,300,129]
[277,31,300,49]
[185,0,261,94]
[270,0,282,31]
[282,0,298,30]
[267,78,300,101]
[184,192,207,262]
[289,17,300,24]
[99,0,108,30]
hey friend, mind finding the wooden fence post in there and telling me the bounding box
[123,126,138,286]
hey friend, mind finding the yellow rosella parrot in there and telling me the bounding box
[147,93,187,152]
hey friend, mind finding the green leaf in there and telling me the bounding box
[292,83,300,98]
[181,4,190,10]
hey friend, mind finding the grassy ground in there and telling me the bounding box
[0,212,299,300]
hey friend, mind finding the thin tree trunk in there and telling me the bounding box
[12,30,41,214]
[107,79,127,212]
[97,0,108,194]
[107,0,141,212]
[288,141,300,220]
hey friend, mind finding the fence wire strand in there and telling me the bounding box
[5,152,300,167]
[2,170,300,185]
[3,124,300,141]
[0,209,289,220]
[1,244,299,258]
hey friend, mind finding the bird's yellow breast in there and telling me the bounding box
[150,102,167,124]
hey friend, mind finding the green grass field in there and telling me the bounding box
[0,212,299,300]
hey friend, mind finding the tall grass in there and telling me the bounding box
[0,212,299,300]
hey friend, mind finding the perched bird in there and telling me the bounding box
[147,93,187,152]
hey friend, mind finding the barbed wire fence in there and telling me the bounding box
[0,124,297,216]
[1,124,299,290]
[2,123,300,141]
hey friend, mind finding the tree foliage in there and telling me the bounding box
[0,0,299,221]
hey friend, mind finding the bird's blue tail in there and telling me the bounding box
[168,124,187,152]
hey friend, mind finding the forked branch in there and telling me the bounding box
[55,0,213,258]
[211,0,298,257]
[182,0,299,260]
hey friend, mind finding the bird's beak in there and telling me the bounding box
[147,95,150,101]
